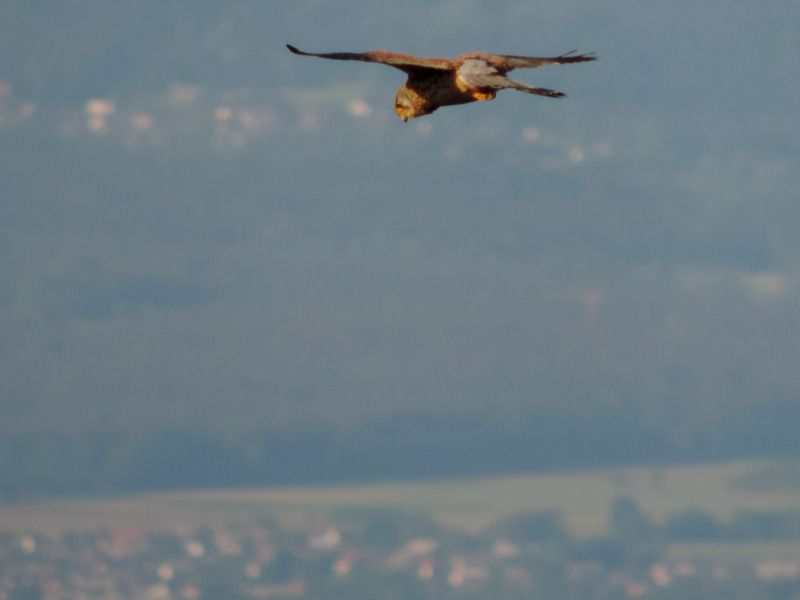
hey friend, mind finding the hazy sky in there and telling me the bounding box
[2,0,799,450]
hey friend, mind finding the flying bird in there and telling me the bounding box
[287,44,596,121]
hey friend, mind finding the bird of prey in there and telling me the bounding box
[287,44,596,121]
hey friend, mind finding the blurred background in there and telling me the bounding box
[1,0,799,499]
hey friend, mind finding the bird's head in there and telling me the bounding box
[394,84,431,122]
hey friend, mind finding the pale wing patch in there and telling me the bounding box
[457,59,502,89]
[457,59,514,99]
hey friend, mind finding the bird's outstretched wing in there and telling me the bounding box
[457,53,595,99]
[492,50,597,72]
[287,44,455,73]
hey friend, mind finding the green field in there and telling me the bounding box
[3,458,800,541]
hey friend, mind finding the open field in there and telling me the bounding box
[2,458,799,538]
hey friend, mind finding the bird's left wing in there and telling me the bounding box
[287,45,454,73]
[457,58,568,97]
[492,50,597,72]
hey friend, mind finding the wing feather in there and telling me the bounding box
[287,45,455,73]
[494,50,597,72]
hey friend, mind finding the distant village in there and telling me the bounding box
[3,502,800,600]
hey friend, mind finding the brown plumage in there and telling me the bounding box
[287,44,597,121]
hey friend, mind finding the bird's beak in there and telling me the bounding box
[402,116,408,122]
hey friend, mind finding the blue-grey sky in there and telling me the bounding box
[1,0,799,475]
